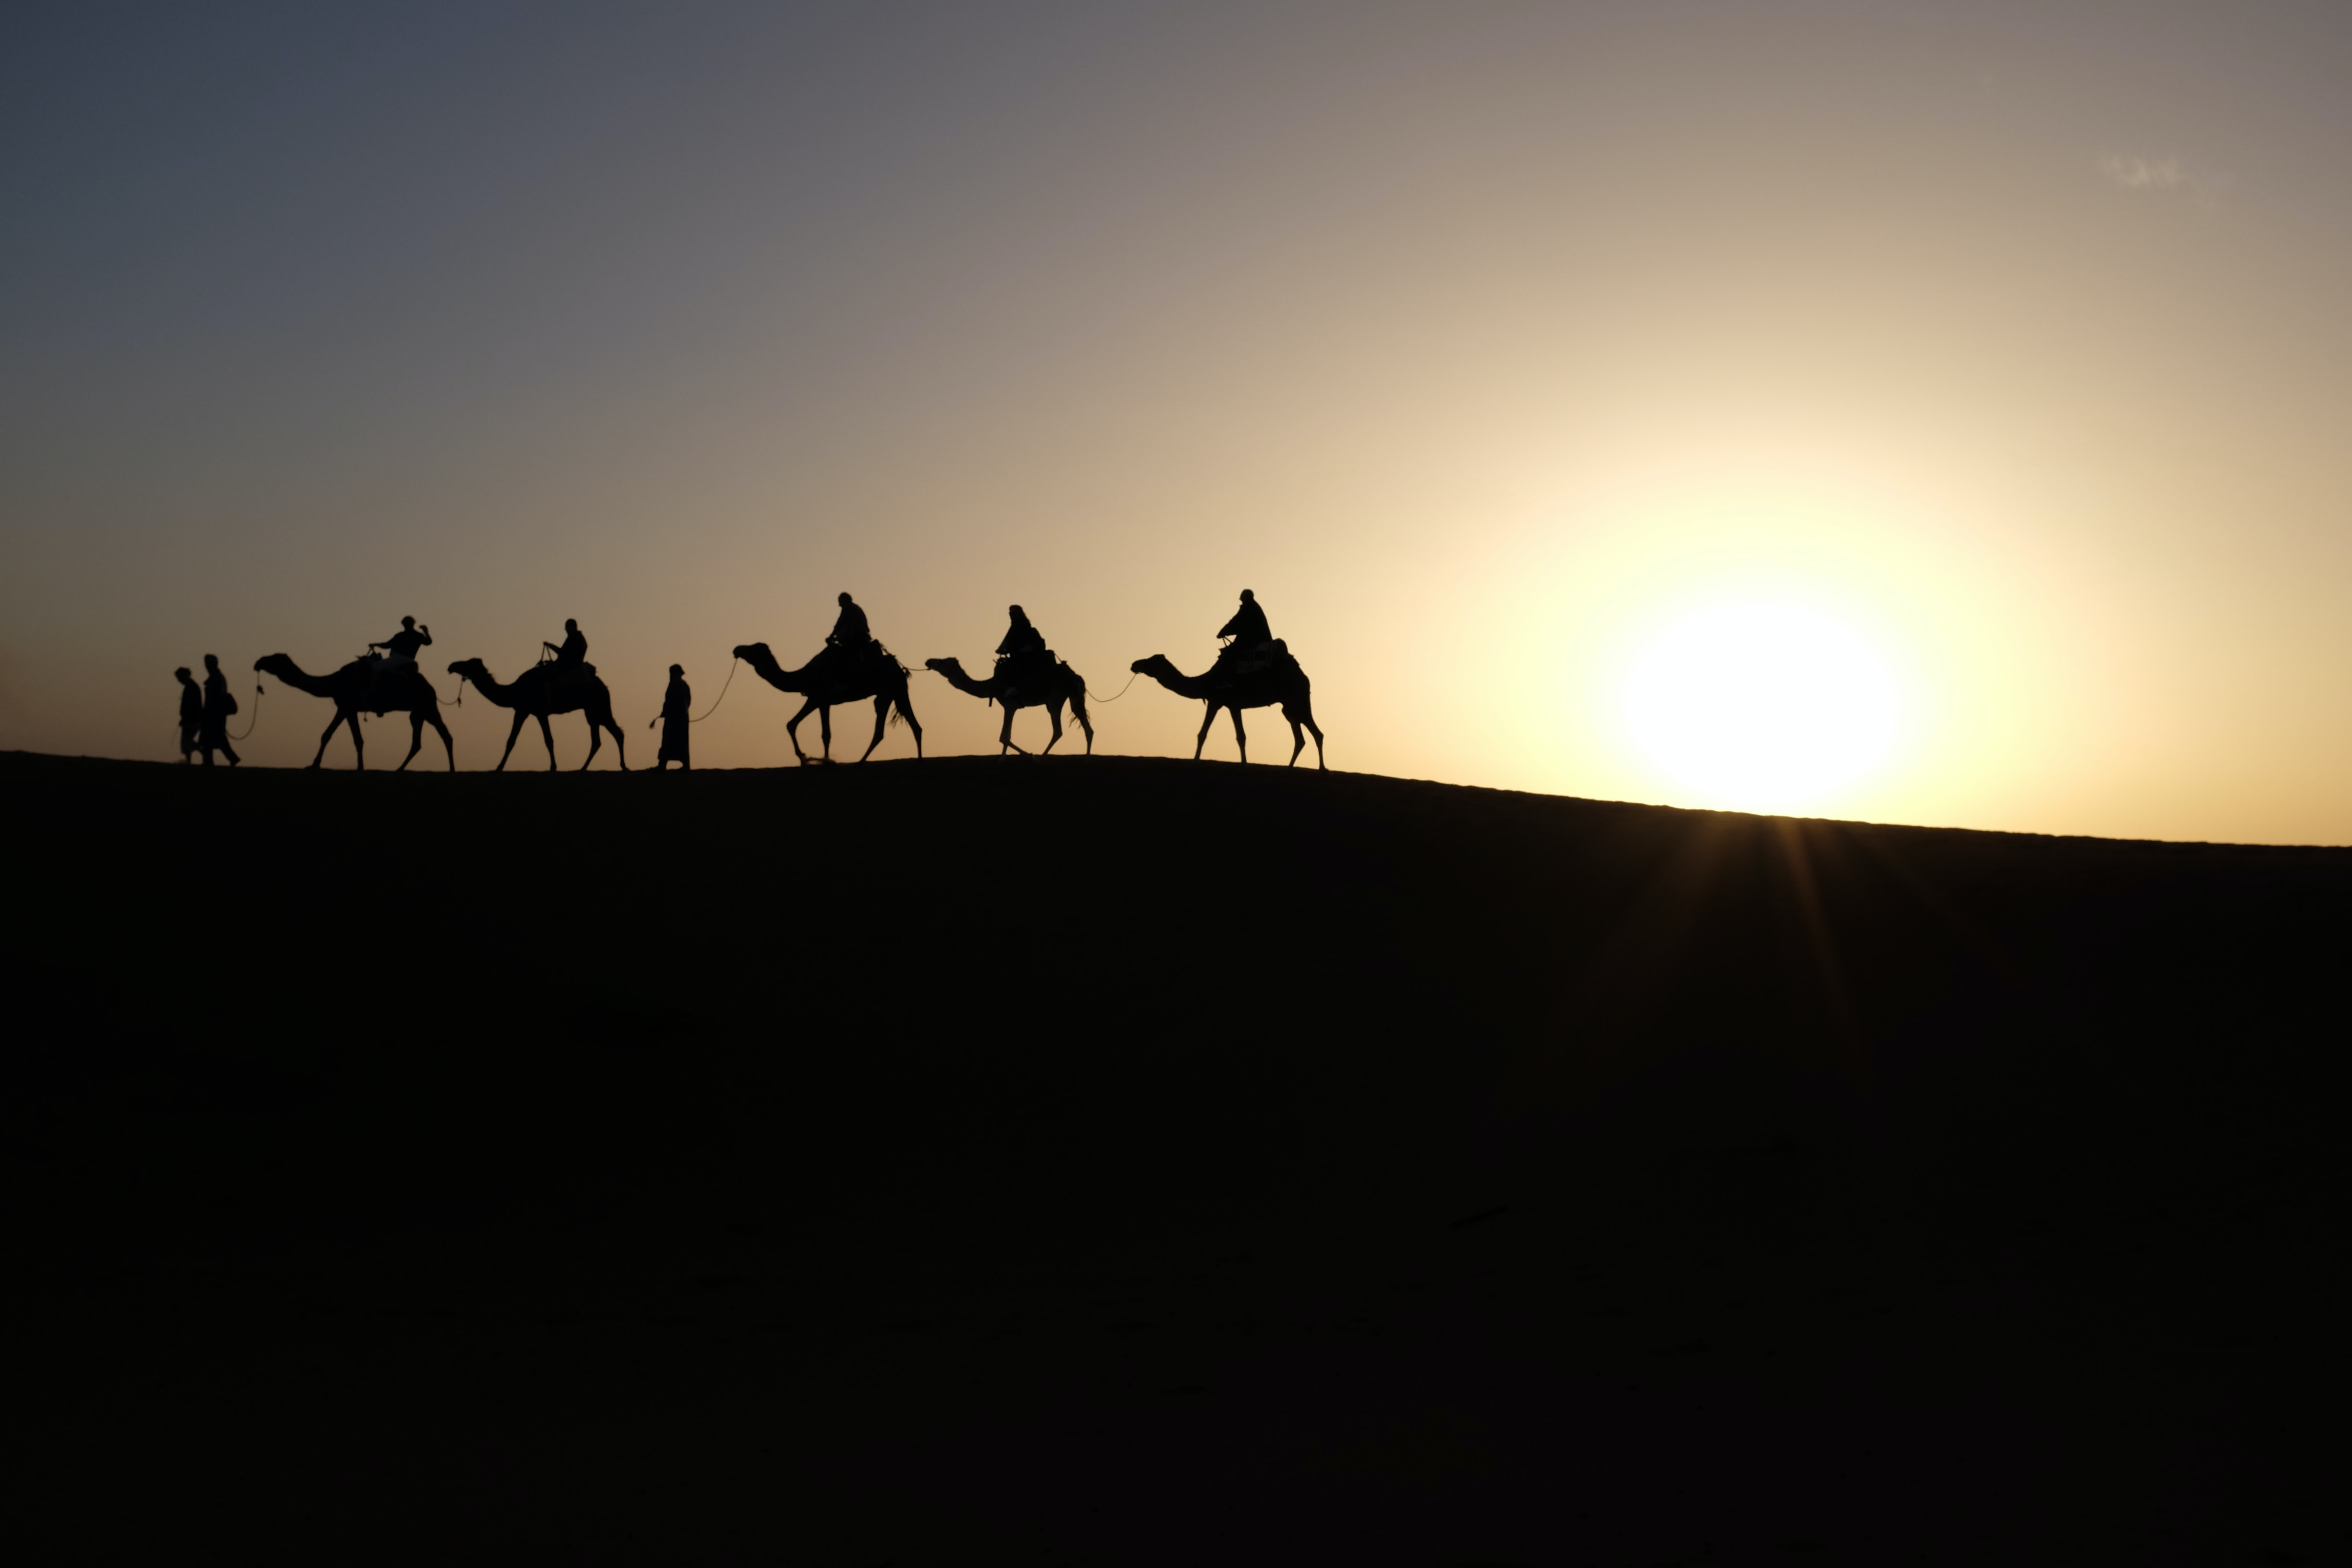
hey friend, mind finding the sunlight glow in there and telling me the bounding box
[1624,602,1901,811]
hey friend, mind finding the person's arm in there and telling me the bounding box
[419,626,433,646]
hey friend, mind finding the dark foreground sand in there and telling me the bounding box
[6,751,2345,1562]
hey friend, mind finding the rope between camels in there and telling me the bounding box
[1085,670,1141,705]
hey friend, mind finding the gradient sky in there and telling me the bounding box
[7,2,2352,841]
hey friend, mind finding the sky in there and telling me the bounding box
[6,1,2352,842]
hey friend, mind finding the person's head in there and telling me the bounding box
[669,663,684,678]
[401,615,415,630]
[838,591,854,607]
[1009,604,1027,622]
[175,666,192,683]
[1239,589,1255,604]
[203,653,220,671]
[564,617,577,632]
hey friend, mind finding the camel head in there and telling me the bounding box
[254,654,289,675]
[446,658,489,685]
[732,642,771,663]
[923,656,965,676]
[1130,655,1169,675]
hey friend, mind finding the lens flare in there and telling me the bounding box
[1624,602,1900,810]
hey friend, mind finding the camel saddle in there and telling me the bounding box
[1212,638,1289,681]
[994,648,1057,696]
[363,657,420,692]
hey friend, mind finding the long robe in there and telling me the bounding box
[178,682,203,754]
[658,677,691,765]
[1217,598,1272,648]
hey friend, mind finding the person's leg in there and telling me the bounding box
[222,740,240,766]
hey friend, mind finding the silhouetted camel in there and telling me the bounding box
[254,654,456,771]
[446,659,629,772]
[923,656,1094,756]
[1130,651,1325,769]
[734,642,925,764]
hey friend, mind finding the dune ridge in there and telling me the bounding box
[7,751,2345,1561]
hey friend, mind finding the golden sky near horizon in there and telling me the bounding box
[6,3,2352,842]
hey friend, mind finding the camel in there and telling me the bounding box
[1130,649,1326,769]
[254,654,455,771]
[445,659,629,772]
[734,642,924,764]
[922,656,1094,756]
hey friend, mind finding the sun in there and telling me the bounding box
[1623,602,1901,811]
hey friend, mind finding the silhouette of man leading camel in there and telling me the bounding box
[237,584,1323,771]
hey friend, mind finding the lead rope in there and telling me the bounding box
[1085,670,1141,705]
[691,656,739,722]
[648,656,740,733]
[226,683,264,741]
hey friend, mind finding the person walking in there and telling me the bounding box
[174,666,204,762]
[653,663,692,771]
[196,653,241,767]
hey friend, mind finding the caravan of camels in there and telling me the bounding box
[230,589,1326,775]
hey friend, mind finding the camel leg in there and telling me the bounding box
[348,710,366,770]
[1194,703,1219,760]
[819,704,835,761]
[538,712,558,772]
[899,690,922,759]
[579,710,601,772]
[1230,706,1248,765]
[398,712,426,772]
[786,699,821,764]
[589,701,627,772]
[429,710,456,772]
[1289,700,1325,771]
[998,702,1024,757]
[1040,699,1064,756]
[1070,692,1093,755]
[309,711,344,770]
[858,695,891,762]
[497,711,527,772]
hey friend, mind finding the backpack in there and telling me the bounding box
[223,690,239,715]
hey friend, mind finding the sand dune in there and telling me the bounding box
[8,751,2345,1561]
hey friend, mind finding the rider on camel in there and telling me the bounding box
[1216,589,1274,669]
[543,618,588,679]
[368,616,431,675]
[995,604,1051,690]
[825,592,873,670]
